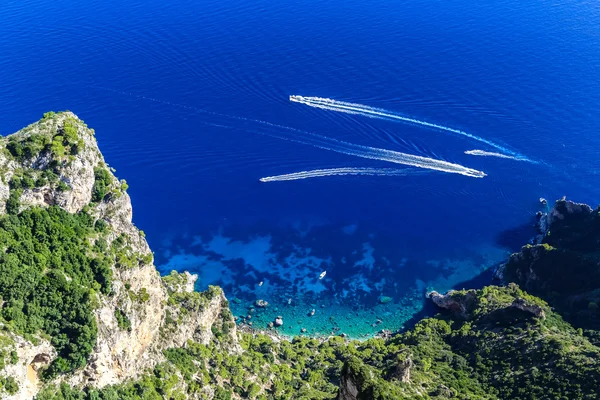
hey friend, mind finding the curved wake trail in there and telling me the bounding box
[290,95,533,162]
[88,86,485,178]
[465,149,532,162]
[260,167,428,182]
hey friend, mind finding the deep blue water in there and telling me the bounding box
[2,0,600,336]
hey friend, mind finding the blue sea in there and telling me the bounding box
[2,0,600,337]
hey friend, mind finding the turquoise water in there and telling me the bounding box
[160,222,509,336]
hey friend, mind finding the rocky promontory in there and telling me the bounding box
[0,113,237,399]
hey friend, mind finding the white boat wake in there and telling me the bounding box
[88,86,486,178]
[250,127,486,178]
[290,95,533,163]
[259,167,429,182]
[464,149,531,162]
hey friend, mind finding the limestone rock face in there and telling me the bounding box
[0,331,55,400]
[67,263,168,388]
[535,198,597,249]
[0,112,102,214]
[499,198,600,330]
[337,368,360,400]
[0,113,238,398]
[496,199,600,294]
[428,290,477,319]
[161,272,241,353]
[541,199,593,238]
[511,298,545,319]
[336,359,377,400]
[389,355,412,383]
[430,286,547,324]
[504,245,544,291]
[94,190,151,255]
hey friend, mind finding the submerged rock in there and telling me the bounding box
[255,299,269,308]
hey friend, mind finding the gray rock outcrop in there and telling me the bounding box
[428,290,477,319]
[511,298,545,319]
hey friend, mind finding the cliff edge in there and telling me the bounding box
[0,113,237,399]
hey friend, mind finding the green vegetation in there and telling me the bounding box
[6,133,50,162]
[110,233,152,270]
[9,350,18,365]
[31,285,600,400]
[0,206,113,379]
[0,376,18,395]
[5,189,21,215]
[114,309,132,332]
[91,166,113,202]
[160,275,237,346]
[5,116,83,163]
[162,272,223,311]
[504,199,600,330]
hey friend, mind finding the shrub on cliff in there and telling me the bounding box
[114,309,132,332]
[6,134,50,162]
[91,166,112,202]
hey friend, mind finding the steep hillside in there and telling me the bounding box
[0,113,237,399]
[32,285,600,400]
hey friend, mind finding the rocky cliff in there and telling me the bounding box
[501,198,600,329]
[0,113,237,399]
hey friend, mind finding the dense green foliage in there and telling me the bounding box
[5,189,22,215]
[0,206,112,379]
[0,113,160,391]
[430,286,600,399]
[6,133,50,162]
[0,376,18,395]
[5,116,83,163]
[32,285,600,400]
